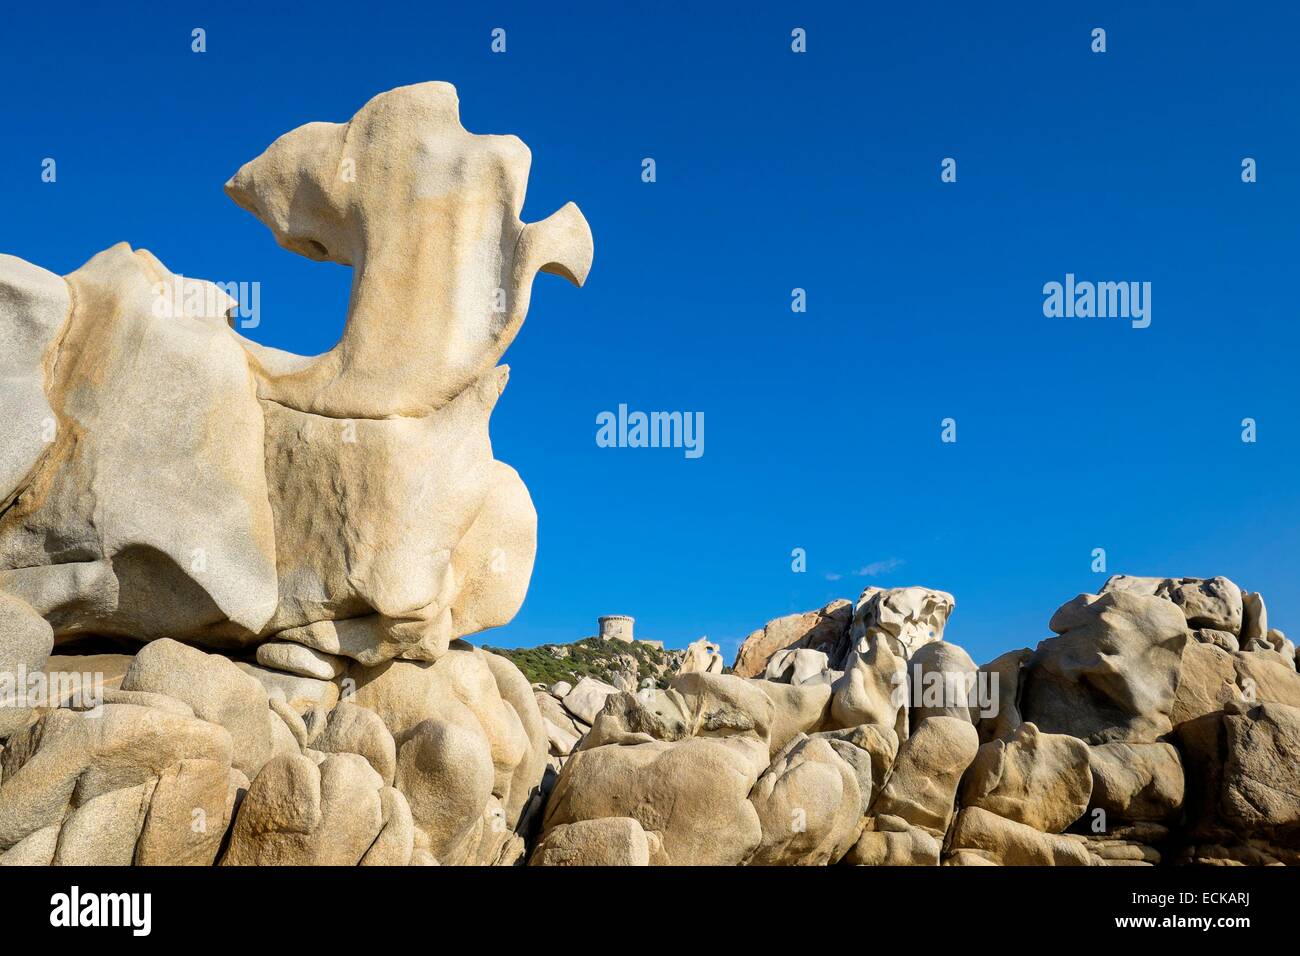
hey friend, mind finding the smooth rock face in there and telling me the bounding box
[0,592,54,737]
[733,600,851,678]
[870,716,978,834]
[0,81,590,668]
[830,635,907,741]
[531,816,652,866]
[764,647,830,686]
[948,807,1091,866]
[543,736,769,866]
[977,648,1031,743]
[560,676,621,726]
[907,641,978,726]
[222,752,384,866]
[959,722,1092,833]
[1087,742,1184,824]
[748,735,863,865]
[121,639,274,777]
[1021,591,1188,744]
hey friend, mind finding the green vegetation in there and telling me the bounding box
[482,636,675,689]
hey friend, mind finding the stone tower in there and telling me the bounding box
[598,614,635,643]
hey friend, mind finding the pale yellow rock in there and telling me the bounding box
[0,82,591,672]
[829,635,907,740]
[976,648,1031,742]
[394,717,495,864]
[907,640,979,726]
[732,600,851,678]
[678,637,725,676]
[0,703,232,850]
[755,679,832,756]
[52,779,153,865]
[542,736,769,866]
[221,752,383,865]
[948,806,1091,866]
[135,758,233,865]
[764,647,830,685]
[1087,741,1184,823]
[348,647,541,825]
[0,823,60,866]
[845,817,941,866]
[0,255,71,505]
[121,639,273,777]
[237,662,339,714]
[1171,641,1241,724]
[1021,591,1188,744]
[531,816,652,866]
[360,786,415,866]
[851,586,955,656]
[748,735,863,865]
[0,592,53,738]
[561,676,621,725]
[256,641,345,680]
[959,722,1092,833]
[306,700,396,786]
[869,715,978,834]
[812,723,899,797]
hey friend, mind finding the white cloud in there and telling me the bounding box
[854,557,904,577]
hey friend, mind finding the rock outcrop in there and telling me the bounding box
[1,86,1296,871]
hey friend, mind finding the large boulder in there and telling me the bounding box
[530,816,654,866]
[976,648,1031,742]
[1102,574,1243,634]
[541,735,769,866]
[0,593,54,739]
[907,640,979,726]
[764,647,830,686]
[755,680,832,756]
[1020,591,1188,744]
[1087,741,1184,824]
[869,715,978,834]
[1171,642,1242,725]
[732,600,852,678]
[959,722,1092,833]
[847,586,955,660]
[560,676,621,725]
[947,807,1091,866]
[347,646,544,829]
[1176,701,1300,843]
[120,638,275,777]
[829,635,907,740]
[747,735,862,865]
[678,637,724,676]
[221,752,388,865]
[0,701,233,854]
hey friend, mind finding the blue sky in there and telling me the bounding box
[2,2,1297,664]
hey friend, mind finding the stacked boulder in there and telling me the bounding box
[533,575,1300,866]
[0,636,548,866]
[4,574,1298,866]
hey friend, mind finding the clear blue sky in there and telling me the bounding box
[2,2,1297,664]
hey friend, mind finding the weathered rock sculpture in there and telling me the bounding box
[0,81,592,667]
[0,82,588,866]
[0,86,1296,870]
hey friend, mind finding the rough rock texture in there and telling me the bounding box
[844,586,955,661]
